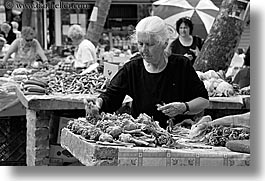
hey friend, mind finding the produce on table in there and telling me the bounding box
[7,64,107,95]
[225,140,250,154]
[99,133,114,142]
[106,125,122,139]
[196,70,243,97]
[47,71,107,94]
[200,125,249,147]
[66,106,179,148]
[188,113,250,147]
[239,86,250,95]
[21,78,49,95]
[119,133,150,146]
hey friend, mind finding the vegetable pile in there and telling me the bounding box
[188,113,250,147]
[199,125,250,147]
[47,71,108,94]
[197,70,241,97]
[12,66,108,95]
[66,112,176,148]
[21,78,48,95]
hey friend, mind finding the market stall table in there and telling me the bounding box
[60,128,250,166]
[206,95,250,119]
[15,86,250,166]
[15,87,96,166]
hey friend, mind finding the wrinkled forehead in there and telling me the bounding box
[136,32,156,43]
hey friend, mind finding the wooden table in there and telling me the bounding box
[206,96,250,119]
[15,86,250,166]
[15,88,96,166]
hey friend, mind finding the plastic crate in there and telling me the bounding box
[0,116,26,165]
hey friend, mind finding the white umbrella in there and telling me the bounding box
[152,0,219,39]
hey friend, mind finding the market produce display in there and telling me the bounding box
[5,64,107,95]
[64,110,250,152]
[21,78,48,95]
[66,112,177,148]
[60,100,249,152]
[188,113,250,148]
[47,71,107,94]
[239,86,250,95]
[196,125,249,147]
[196,70,250,97]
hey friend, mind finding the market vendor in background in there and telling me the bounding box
[233,46,250,89]
[0,37,10,58]
[2,26,48,68]
[87,16,209,129]
[0,22,16,45]
[67,24,97,73]
[170,17,204,65]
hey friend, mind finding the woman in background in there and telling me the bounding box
[170,17,203,65]
[2,26,47,68]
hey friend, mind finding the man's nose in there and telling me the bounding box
[142,44,148,52]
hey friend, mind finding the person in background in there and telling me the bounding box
[0,22,16,45]
[233,46,250,89]
[86,16,209,129]
[67,24,97,72]
[11,21,21,39]
[170,17,204,65]
[225,48,245,82]
[99,33,110,47]
[0,37,10,58]
[2,26,48,68]
[101,45,114,62]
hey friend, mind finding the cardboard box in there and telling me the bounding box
[57,117,74,144]
[103,62,122,80]
[49,144,78,165]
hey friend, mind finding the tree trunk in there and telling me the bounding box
[21,0,33,26]
[193,0,250,72]
[86,0,112,46]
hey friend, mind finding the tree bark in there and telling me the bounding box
[193,0,250,72]
[86,0,112,46]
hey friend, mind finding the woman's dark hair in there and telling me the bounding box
[176,17,193,35]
